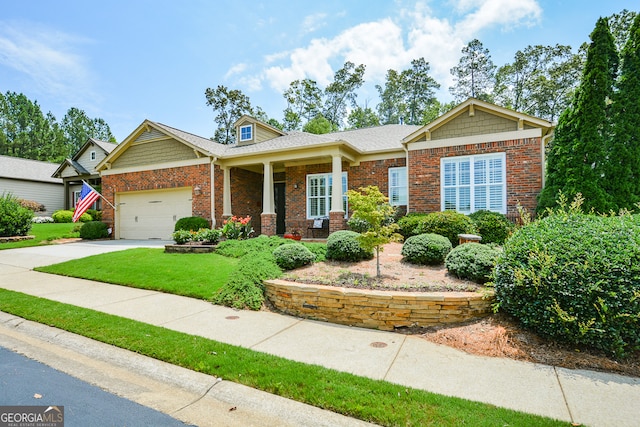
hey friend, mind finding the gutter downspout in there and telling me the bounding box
[210,157,217,227]
[541,133,553,188]
[403,144,410,214]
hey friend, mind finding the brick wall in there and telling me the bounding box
[408,137,542,215]
[101,164,212,230]
[226,167,263,235]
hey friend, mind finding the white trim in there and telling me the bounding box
[239,124,253,142]
[388,166,407,206]
[306,172,347,219]
[90,151,96,161]
[99,157,212,176]
[407,128,541,151]
[440,152,507,214]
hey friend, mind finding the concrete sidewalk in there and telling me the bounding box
[1,241,640,426]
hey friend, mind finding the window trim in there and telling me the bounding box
[239,124,253,142]
[306,172,348,219]
[440,152,507,214]
[388,166,407,206]
[90,151,96,161]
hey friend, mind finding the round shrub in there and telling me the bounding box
[445,243,501,284]
[347,217,371,233]
[401,233,452,265]
[494,213,640,357]
[468,210,515,245]
[174,216,209,232]
[0,193,34,237]
[397,213,428,239]
[326,230,373,262]
[420,211,476,246]
[52,210,91,223]
[79,221,109,240]
[273,243,316,270]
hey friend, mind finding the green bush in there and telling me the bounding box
[86,209,102,221]
[216,235,289,258]
[347,216,371,233]
[468,210,515,245]
[174,216,209,232]
[326,230,374,262]
[397,213,428,239]
[79,221,109,240]
[445,243,501,284]
[494,213,640,357]
[194,228,222,244]
[52,210,91,223]
[0,193,34,237]
[273,243,316,270]
[401,233,452,265]
[213,251,282,310]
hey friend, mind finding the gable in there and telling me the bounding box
[111,134,199,169]
[431,108,519,140]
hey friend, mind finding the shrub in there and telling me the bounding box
[86,209,102,221]
[494,212,640,357]
[445,243,501,283]
[194,228,222,244]
[32,217,54,223]
[347,216,371,233]
[326,230,373,262]
[221,215,254,240]
[18,198,45,212]
[0,193,34,237]
[397,213,428,239]
[420,211,476,246]
[52,210,91,223]
[273,243,316,270]
[468,210,515,245]
[174,216,209,232]
[172,229,193,244]
[213,251,281,310]
[401,233,452,265]
[79,221,109,240]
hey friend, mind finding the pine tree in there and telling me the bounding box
[607,14,640,210]
[538,17,618,213]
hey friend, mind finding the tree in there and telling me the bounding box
[204,85,253,144]
[538,17,619,213]
[376,59,440,125]
[323,61,366,129]
[345,186,401,277]
[347,104,380,129]
[494,45,583,122]
[450,39,496,102]
[609,9,639,55]
[302,114,336,134]
[607,13,640,210]
[61,107,115,156]
[282,79,322,131]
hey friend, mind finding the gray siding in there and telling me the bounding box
[0,178,64,215]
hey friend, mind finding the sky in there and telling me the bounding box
[0,0,637,143]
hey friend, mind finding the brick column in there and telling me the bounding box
[329,211,346,234]
[261,213,277,236]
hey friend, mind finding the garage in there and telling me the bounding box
[116,188,192,240]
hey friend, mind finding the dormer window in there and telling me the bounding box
[240,125,253,142]
[90,151,96,161]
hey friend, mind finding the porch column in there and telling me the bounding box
[329,154,346,233]
[261,161,277,236]
[222,167,232,217]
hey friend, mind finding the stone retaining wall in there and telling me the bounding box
[264,279,494,331]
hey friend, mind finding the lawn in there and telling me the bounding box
[36,248,238,299]
[0,223,78,250]
[0,288,565,427]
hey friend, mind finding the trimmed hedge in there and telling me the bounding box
[52,209,92,223]
[401,233,452,265]
[174,216,209,232]
[79,221,109,240]
[326,230,373,262]
[273,243,316,270]
[445,243,501,283]
[468,210,515,245]
[494,213,640,357]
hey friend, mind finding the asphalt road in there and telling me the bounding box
[0,346,194,427]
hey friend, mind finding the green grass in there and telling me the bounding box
[0,223,79,250]
[36,248,238,299]
[0,288,566,427]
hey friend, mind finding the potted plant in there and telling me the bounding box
[284,229,302,240]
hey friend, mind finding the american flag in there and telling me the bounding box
[72,182,101,222]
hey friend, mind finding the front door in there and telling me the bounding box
[274,182,286,235]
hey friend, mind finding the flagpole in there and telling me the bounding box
[83,180,117,210]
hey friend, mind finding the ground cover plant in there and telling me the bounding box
[37,248,238,299]
[0,289,565,427]
[0,223,79,250]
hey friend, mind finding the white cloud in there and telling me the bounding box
[225,63,247,79]
[0,21,95,105]
[301,13,328,35]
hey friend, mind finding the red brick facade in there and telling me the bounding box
[408,137,542,215]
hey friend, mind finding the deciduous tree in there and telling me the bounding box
[204,85,253,144]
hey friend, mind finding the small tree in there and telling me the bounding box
[345,186,401,277]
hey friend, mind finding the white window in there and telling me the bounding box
[307,172,347,218]
[388,167,407,206]
[90,151,96,161]
[441,153,506,214]
[240,125,252,142]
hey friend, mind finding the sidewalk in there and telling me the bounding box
[1,241,640,426]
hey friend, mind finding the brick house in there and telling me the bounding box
[96,98,554,240]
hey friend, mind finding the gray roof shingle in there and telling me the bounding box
[0,155,62,184]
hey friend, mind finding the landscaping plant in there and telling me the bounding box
[445,243,501,284]
[401,233,452,265]
[174,216,209,231]
[326,230,374,262]
[52,209,91,223]
[468,210,515,245]
[221,215,254,240]
[494,199,640,357]
[0,192,33,237]
[273,243,316,270]
[79,221,109,240]
[398,211,476,246]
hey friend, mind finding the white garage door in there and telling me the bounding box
[117,188,193,240]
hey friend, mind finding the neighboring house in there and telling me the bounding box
[0,155,64,215]
[52,138,118,210]
[96,98,554,240]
